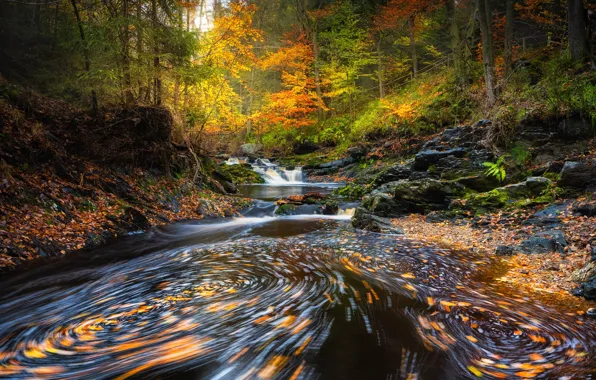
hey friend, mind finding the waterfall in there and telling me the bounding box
[224,157,305,185]
[252,166,305,185]
[337,208,356,217]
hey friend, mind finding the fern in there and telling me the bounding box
[483,156,507,182]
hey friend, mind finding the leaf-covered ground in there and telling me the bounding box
[391,202,596,310]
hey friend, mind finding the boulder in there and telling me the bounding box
[363,178,464,216]
[352,207,404,234]
[240,143,263,156]
[408,171,439,181]
[347,145,368,159]
[363,193,402,217]
[524,203,567,226]
[559,160,596,189]
[413,148,467,171]
[495,245,515,256]
[573,276,596,301]
[517,230,567,254]
[373,164,412,186]
[466,177,552,210]
[293,141,319,155]
[574,201,596,217]
[319,157,355,169]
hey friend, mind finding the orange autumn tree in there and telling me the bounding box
[515,0,567,40]
[374,0,442,77]
[254,30,321,132]
[186,1,263,138]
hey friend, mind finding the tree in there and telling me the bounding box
[477,0,496,105]
[567,0,588,61]
[70,0,98,113]
[446,0,469,86]
[374,0,439,78]
[295,0,326,121]
[256,30,320,131]
[504,0,515,78]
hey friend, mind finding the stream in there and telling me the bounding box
[0,161,594,379]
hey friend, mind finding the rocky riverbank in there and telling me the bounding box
[341,118,596,302]
[0,87,250,272]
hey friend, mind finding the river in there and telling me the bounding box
[0,162,594,379]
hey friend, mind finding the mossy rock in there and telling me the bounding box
[334,183,368,199]
[275,203,297,215]
[465,177,553,211]
[216,163,265,184]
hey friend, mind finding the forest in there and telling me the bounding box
[1,0,593,155]
[1,0,596,379]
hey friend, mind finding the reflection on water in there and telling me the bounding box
[0,216,594,379]
[237,184,342,201]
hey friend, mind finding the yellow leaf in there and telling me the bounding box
[467,365,483,377]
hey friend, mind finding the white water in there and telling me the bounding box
[225,157,306,185]
[337,208,356,217]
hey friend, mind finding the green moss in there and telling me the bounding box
[217,164,265,184]
[543,172,561,182]
[275,203,297,215]
[466,188,511,210]
[334,183,368,199]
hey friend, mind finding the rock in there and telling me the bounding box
[276,203,297,215]
[440,126,471,143]
[240,143,263,156]
[524,203,567,226]
[525,177,553,194]
[573,276,596,301]
[220,180,237,194]
[293,141,319,155]
[352,207,404,234]
[466,177,552,210]
[347,145,368,159]
[413,148,467,171]
[197,200,219,219]
[559,160,596,189]
[408,171,438,181]
[572,261,596,283]
[587,308,596,318]
[495,245,515,256]
[453,175,500,193]
[474,119,491,127]
[320,201,339,215]
[373,164,412,186]
[319,157,355,169]
[574,201,596,217]
[557,115,593,140]
[120,207,151,231]
[518,230,567,254]
[364,193,402,217]
[425,211,450,223]
[363,178,464,216]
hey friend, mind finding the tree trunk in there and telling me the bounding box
[408,16,418,77]
[567,0,588,61]
[376,37,385,99]
[504,0,515,78]
[122,0,133,105]
[70,0,98,113]
[477,0,496,105]
[246,67,255,135]
[446,0,466,86]
[151,0,161,105]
